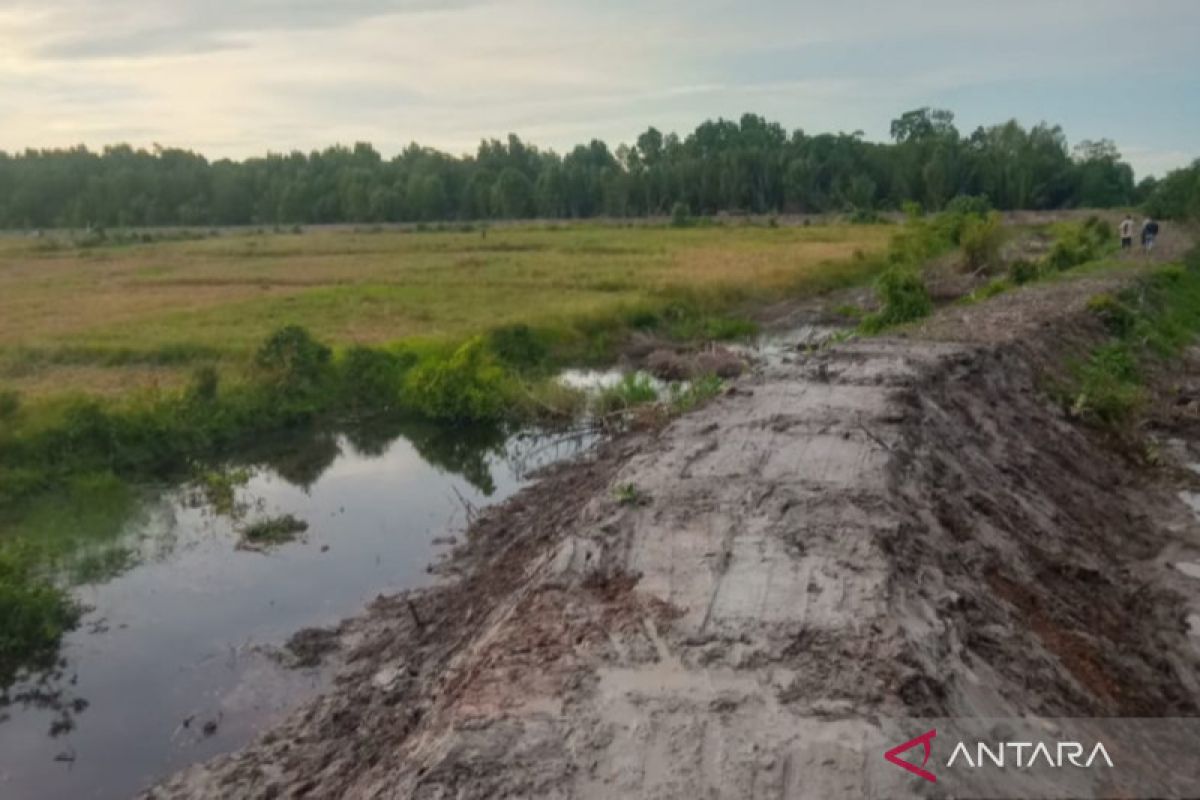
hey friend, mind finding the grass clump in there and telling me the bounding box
[240,514,308,547]
[1044,217,1116,272]
[613,482,650,506]
[1064,248,1200,430]
[592,373,659,417]
[860,267,933,333]
[668,374,724,414]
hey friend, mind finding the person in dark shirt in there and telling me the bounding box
[1141,218,1160,253]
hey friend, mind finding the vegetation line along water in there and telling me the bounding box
[0,206,1133,689]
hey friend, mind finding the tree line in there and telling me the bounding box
[0,108,1189,229]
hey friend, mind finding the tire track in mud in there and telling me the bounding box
[147,287,1200,800]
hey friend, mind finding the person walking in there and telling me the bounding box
[1141,217,1160,253]
[1119,214,1134,250]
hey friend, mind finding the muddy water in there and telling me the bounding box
[0,421,593,800]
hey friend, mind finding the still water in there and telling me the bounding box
[0,420,592,800]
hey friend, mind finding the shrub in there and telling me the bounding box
[960,212,1005,271]
[1008,259,1040,285]
[1083,215,1115,247]
[254,325,333,396]
[339,346,409,412]
[1044,221,1116,272]
[670,202,692,228]
[860,267,933,333]
[406,337,514,423]
[1086,293,1138,337]
[1068,344,1143,427]
[486,324,550,371]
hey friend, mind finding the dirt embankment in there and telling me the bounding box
[146,273,1200,799]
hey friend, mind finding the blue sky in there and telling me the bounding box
[0,0,1196,177]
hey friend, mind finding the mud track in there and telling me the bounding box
[147,274,1200,799]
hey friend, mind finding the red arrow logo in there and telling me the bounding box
[884,728,937,783]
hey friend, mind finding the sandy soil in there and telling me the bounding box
[145,259,1200,799]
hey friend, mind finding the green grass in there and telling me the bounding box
[0,223,890,398]
[1062,251,1200,429]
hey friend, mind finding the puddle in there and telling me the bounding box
[1174,561,1200,580]
[0,421,593,800]
[1178,491,1200,522]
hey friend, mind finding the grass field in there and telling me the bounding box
[0,223,890,398]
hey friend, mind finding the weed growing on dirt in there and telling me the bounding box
[592,373,659,417]
[241,514,308,547]
[668,374,724,414]
[960,212,1006,271]
[613,482,650,506]
[1065,249,1200,429]
[859,267,933,333]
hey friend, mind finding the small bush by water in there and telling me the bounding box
[860,267,933,333]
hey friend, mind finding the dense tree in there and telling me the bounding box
[0,109,1173,229]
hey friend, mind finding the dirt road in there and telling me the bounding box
[147,268,1200,799]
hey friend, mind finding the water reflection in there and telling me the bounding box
[0,418,595,800]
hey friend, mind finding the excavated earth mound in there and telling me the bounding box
[147,276,1200,799]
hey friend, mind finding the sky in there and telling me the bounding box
[0,0,1197,178]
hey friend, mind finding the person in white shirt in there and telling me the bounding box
[1119,215,1134,250]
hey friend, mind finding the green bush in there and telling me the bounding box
[486,324,551,371]
[1086,293,1138,337]
[1082,215,1115,247]
[339,346,410,412]
[1044,221,1116,272]
[254,325,333,396]
[960,212,1005,271]
[860,267,933,333]
[1008,259,1041,285]
[406,337,515,423]
[1069,344,1143,426]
